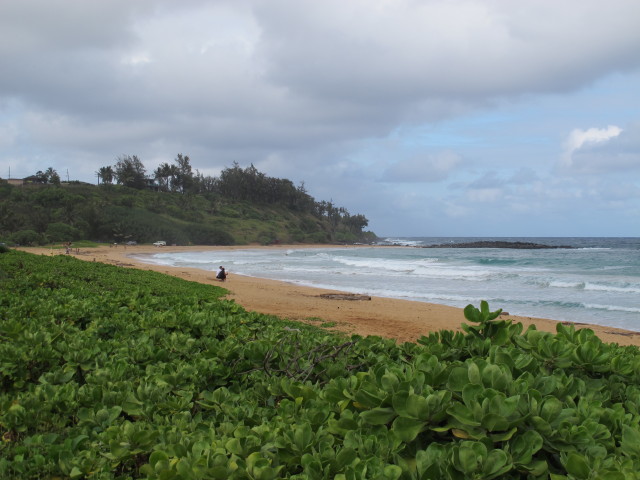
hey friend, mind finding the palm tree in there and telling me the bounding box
[45,167,61,184]
[97,166,114,185]
[154,163,172,191]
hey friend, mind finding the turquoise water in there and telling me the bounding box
[133,237,640,332]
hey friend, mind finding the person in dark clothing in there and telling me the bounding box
[216,266,227,281]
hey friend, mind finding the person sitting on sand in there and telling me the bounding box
[216,266,227,281]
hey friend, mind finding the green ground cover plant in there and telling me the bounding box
[2,251,640,479]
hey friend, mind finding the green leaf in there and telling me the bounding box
[462,383,483,408]
[540,397,563,422]
[381,371,399,392]
[405,393,430,420]
[391,390,411,417]
[457,441,486,474]
[483,449,511,479]
[359,407,397,425]
[69,466,83,479]
[225,437,244,456]
[510,430,543,465]
[392,416,426,442]
[383,465,403,480]
[482,413,509,432]
[563,453,590,479]
[467,362,482,385]
[447,403,481,427]
[293,423,313,452]
[489,427,517,442]
[122,393,144,416]
[464,304,482,323]
[301,453,323,473]
[621,424,640,458]
[176,458,196,479]
[447,367,470,392]
[336,448,358,469]
[595,473,627,480]
[354,385,385,408]
[149,450,169,467]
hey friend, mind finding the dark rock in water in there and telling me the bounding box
[422,241,574,249]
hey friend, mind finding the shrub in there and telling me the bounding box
[9,229,44,246]
[3,253,640,479]
[185,223,235,245]
[45,222,82,242]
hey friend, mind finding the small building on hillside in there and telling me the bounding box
[1,178,25,186]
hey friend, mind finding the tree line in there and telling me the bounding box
[2,157,372,245]
[95,155,369,233]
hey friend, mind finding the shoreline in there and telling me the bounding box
[17,244,640,347]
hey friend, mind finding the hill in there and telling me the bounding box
[0,163,376,246]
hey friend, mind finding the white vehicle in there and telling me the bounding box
[153,241,166,247]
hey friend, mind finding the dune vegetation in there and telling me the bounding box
[2,250,640,479]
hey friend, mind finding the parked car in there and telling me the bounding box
[153,241,166,247]
[126,241,137,246]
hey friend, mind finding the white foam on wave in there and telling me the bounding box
[548,280,585,289]
[331,255,497,280]
[129,254,176,266]
[584,303,640,314]
[584,283,640,294]
[229,259,273,265]
[381,237,424,247]
[333,256,415,272]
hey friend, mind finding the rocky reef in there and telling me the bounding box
[421,241,573,249]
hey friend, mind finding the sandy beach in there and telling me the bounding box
[18,244,640,347]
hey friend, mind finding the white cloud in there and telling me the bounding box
[562,125,623,166]
[560,123,640,174]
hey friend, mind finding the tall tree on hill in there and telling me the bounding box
[113,155,146,189]
[45,167,61,185]
[154,163,172,191]
[173,154,194,193]
[217,162,244,200]
[29,167,60,184]
[97,166,114,185]
[343,213,368,233]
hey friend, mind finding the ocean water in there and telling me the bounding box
[132,237,640,332]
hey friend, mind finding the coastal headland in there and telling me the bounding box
[19,244,640,347]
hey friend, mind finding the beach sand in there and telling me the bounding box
[18,244,640,347]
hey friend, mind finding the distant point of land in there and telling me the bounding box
[421,241,574,249]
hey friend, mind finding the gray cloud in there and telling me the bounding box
[1,0,640,235]
[382,151,463,183]
[255,0,640,100]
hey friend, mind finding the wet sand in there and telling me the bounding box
[18,244,640,347]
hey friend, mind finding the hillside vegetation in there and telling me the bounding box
[3,250,640,479]
[0,161,375,246]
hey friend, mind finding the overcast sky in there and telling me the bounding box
[1,0,639,237]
